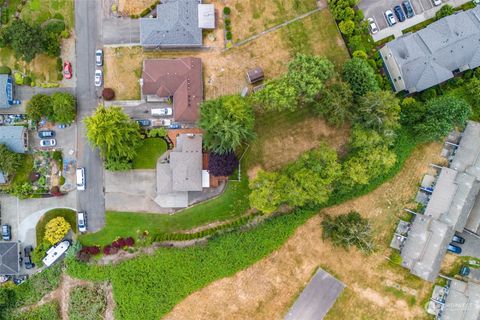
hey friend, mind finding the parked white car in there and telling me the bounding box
[95,49,103,67]
[95,69,103,87]
[432,0,442,6]
[40,139,56,147]
[367,17,379,34]
[385,9,397,26]
[151,108,173,116]
[77,211,87,233]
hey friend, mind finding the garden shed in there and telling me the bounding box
[246,67,264,84]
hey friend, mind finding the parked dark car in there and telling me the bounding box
[1,224,11,241]
[24,246,35,269]
[402,0,415,18]
[13,275,28,285]
[460,265,471,276]
[38,130,55,138]
[452,235,465,244]
[447,243,462,254]
[394,5,406,22]
[136,119,151,127]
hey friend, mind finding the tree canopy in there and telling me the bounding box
[0,144,22,177]
[84,106,142,170]
[313,81,354,126]
[208,152,239,177]
[51,92,76,124]
[249,170,284,214]
[356,90,400,133]
[414,95,471,142]
[26,94,53,122]
[44,217,71,244]
[199,95,255,154]
[342,58,379,98]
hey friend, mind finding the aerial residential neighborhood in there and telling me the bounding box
[0,0,480,320]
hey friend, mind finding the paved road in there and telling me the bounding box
[284,268,345,320]
[75,0,105,232]
[456,230,480,259]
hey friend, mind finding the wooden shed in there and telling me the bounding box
[246,67,264,84]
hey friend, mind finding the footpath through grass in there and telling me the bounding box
[132,138,167,169]
[79,172,251,246]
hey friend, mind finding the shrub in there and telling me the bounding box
[352,50,368,60]
[223,6,231,15]
[56,57,63,72]
[339,19,355,36]
[224,18,231,25]
[44,217,71,244]
[13,72,23,85]
[0,66,11,74]
[208,152,239,177]
[23,76,31,85]
[32,241,50,266]
[147,128,167,138]
[226,31,232,40]
[50,186,62,196]
[102,88,115,100]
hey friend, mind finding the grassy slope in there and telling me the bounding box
[132,138,167,169]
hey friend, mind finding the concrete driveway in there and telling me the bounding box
[103,18,140,46]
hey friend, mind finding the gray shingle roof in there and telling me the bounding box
[400,215,453,282]
[155,134,203,208]
[0,126,27,153]
[442,280,480,320]
[380,6,480,93]
[140,0,202,48]
[0,242,19,275]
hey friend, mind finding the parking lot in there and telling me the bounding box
[359,0,472,41]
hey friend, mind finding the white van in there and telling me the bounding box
[42,240,70,267]
[151,108,173,116]
[76,167,85,191]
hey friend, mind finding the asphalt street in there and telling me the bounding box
[75,0,105,232]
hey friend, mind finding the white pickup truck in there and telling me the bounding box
[42,240,70,267]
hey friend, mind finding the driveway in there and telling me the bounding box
[104,170,171,213]
[359,0,472,41]
[75,0,106,232]
[103,17,140,46]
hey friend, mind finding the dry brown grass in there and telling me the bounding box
[221,0,319,42]
[117,0,157,15]
[163,142,445,320]
[104,9,348,100]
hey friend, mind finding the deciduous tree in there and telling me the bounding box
[84,106,142,170]
[0,20,45,62]
[44,217,71,244]
[208,152,239,177]
[313,81,354,126]
[0,144,22,177]
[356,90,400,133]
[342,57,379,98]
[26,94,53,122]
[249,170,284,214]
[250,76,299,112]
[199,95,255,154]
[52,92,76,124]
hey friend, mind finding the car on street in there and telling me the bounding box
[447,243,462,254]
[63,61,72,79]
[385,9,397,26]
[452,235,465,244]
[95,49,103,67]
[367,17,379,34]
[76,167,86,191]
[432,0,442,6]
[23,246,35,269]
[402,0,415,18]
[1,224,11,241]
[394,5,406,22]
[40,139,56,147]
[95,69,103,87]
[151,108,173,116]
[136,119,151,127]
[77,212,87,233]
[38,130,55,138]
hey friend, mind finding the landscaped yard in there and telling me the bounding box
[36,208,77,245]
[104,9,348,100]
[79,172,250,246]
[132,138,168,169]
[21,0,75,30]
[11,154,34,185]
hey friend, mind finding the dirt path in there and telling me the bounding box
[162,142,444,320]
[104,283,116,320]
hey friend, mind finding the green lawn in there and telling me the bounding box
[12,154,33,185]
[21,0,75,30]
[132,138,168,169]
[79,172,250,246]
[36,208,77,245]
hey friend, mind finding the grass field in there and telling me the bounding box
[79,172,250,246]
[36,208,77,245]
[132,138,167,169]
[223,0,319,42]
[11,154,33,186]
[21,0,75,30]
[104,9,348,100]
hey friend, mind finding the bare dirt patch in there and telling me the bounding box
[117,0,157,15]
[163,142,444,320]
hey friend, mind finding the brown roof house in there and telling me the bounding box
[155,134,210,208]
[142,58,203,124]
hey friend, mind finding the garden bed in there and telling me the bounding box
[35,208,77,245]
